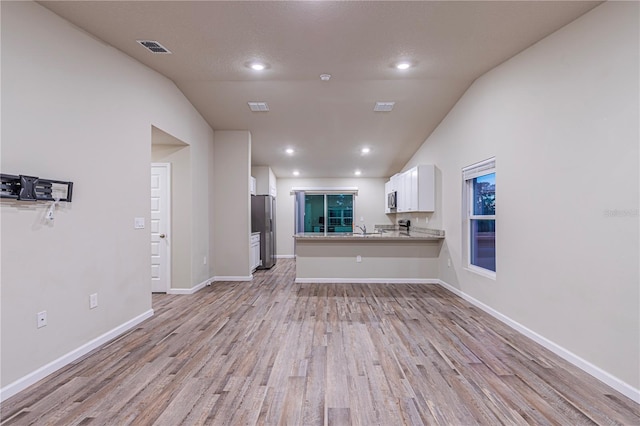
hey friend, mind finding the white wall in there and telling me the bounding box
[0,1,214,393]
[276,177,392,256]
[405,2,639,394]
[212,131,252,279]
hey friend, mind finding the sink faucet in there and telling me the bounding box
[356,225,367,234]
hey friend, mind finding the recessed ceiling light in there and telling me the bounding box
[396,62,411,70]
[285,148,295,155]
[374,102,395,112]
[248,102,269,112]
[354,170,362,176]
[320,74,331,81]
[250,62,266,71]
[361,147,371,155]
[293,170,300,176]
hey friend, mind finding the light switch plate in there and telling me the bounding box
[90,293,98,309]
[134,217,145,229]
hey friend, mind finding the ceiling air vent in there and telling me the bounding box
[136,40,172,54]
[248,102,270,112]
[374,102,395,112]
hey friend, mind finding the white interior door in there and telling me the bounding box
[151,163,171,292]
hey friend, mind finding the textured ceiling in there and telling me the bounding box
[40,1,602,178]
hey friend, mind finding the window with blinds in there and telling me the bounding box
[463,158,496,276]
[292,188,357,234]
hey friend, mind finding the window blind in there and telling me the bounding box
[462,157,495,180]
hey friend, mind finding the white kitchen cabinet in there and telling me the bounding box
[249,176,257,196]
[396,170,412,213]
[250,232,261,272]
[395,165,435,213]
[252,166,277,197]
[384,180,392,213]
[384,173,402,213]
[389,173,401,192]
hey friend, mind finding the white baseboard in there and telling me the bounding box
[276,254,295,259]
[213,275,253,282]
[295,278,439,284]
[437,279,640,404]
[167,275,253,294]
[168,276,212,295]
[0,309,154,403]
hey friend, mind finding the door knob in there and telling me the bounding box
[159,234,166,238]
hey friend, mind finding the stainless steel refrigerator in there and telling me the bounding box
[251,195,276,269]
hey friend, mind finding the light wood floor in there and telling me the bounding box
[2,259,639,425]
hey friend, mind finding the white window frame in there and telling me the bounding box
[291,188,358,236]
[463,158,496,279]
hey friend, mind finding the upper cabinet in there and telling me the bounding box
[384,173,401,213]
[252,166,277,197]
[387,164,435,213]
[250,176,257,196]
[384,180,393,213]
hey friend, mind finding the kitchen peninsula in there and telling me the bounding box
[294,227,444,283]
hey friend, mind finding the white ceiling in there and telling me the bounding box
[39,1,601,178]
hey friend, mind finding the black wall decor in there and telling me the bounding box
[0,174,73,202]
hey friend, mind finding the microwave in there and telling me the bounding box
[387,191,397,209]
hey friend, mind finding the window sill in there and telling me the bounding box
[465,265,496,280]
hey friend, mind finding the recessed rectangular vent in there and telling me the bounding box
[374,101,395,112]
[248,102,269,112]
[136,40,171,54]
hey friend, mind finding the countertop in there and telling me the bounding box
[294,230,444,242]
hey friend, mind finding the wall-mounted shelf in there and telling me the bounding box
[0,174,73,202]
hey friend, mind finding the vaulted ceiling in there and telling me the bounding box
[40,1,601,178]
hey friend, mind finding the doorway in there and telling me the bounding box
[150,126,190,294]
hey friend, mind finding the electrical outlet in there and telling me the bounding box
[356,255,362,263]
[37,311,47,328]
[90,293,98,309]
